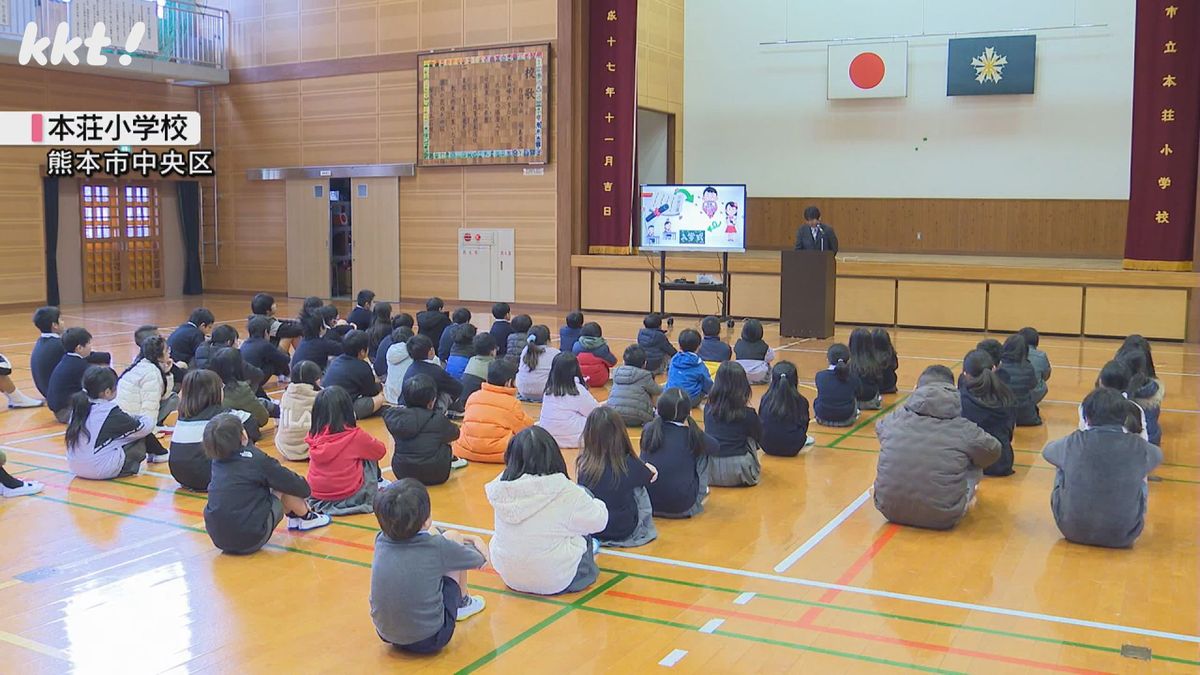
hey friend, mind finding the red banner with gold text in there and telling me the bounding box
[587,0,638,254]
[1125,1,1200,271]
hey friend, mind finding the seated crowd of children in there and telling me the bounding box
[0,290,1172,656]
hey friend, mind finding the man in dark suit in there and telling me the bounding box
[793,206,839,253]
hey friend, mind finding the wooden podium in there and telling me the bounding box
[780,250,836,338]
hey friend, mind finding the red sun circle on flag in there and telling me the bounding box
[849,52,886,89]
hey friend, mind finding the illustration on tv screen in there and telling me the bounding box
[640,184,746,253]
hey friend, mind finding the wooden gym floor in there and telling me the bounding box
[0,295,1197,674]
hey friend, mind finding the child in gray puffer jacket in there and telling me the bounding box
[605,346,662,427]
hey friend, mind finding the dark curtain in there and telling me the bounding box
[177,181,203,295]
[42,177,60,306]
[586,0,638,254]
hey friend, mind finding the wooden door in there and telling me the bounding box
[350,177,401,301]
[285,179,330,299]
[81,182,163,301]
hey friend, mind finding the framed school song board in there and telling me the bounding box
[418,43,550,167]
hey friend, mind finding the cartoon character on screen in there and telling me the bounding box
[724,202,740,243]
[701,187,719,219]
[663,221,674,241]
[645,224,659,246]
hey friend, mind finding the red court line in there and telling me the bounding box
[0,422,61,440]
[798,523,900,625]
[605,590,1110,675]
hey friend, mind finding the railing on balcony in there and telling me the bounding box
[0,0,228,70]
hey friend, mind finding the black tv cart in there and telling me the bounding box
[656,251,734,327]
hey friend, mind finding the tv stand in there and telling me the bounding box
[656,251,733,327]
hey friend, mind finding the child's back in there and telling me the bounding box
[205,443,313,554]
[640,419,717,518]
[171,405,252,491]
[384,341,413,405]
[538,387,598,449]
[814,368,861,424]
[665,336,712,406]
[454,382,534,463]
[306,424,386,504]
[515,345,559,401]
[383,404,461,485]
[732,338,774,384]
[1043,426,1161,548]
[607,365,661,426]
[277,382,318,460]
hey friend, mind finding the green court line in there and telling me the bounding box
[27,480,1198,670]
[825,396,907,449]
[456,573,629,674]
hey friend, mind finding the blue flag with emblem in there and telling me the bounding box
[946,35,1036,96]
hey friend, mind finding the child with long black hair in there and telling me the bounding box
[210,348,272,429]
[485,426,608,595]
[759,361,814,456]
[814,343,860,427]
[999,334,1044,426]
[516,325,559,402]
[872,328,900,394]
[169,369,256,491]
[537,352,598,449]
[959,349,1017,476]
[1118,336,1163,446]
[365,301,394,360]
[306,386,388,515]
[576,407,658,548]
[849,327,883,410]
[65,366,160,480]
[640,388,717,518]
[115,334,178,431]
[703,362,762,487]
[291,312,344,372]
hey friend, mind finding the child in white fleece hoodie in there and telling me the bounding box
[485,426,608,595]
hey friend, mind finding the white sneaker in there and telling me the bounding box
[6,391,44,409]
[0,481,44,498]
[146,452,170,464]
[450,456,468,470]
[456,594,486,621]
[804,435,816,447]
[377,478,391,490]
[287,511,332,531]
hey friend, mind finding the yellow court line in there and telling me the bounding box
[0,629,71,661]
[0,579,21,591]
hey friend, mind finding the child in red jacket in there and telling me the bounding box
[305,385,388,516]
[573,322,617,388]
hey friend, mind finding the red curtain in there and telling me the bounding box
[1125,1,1200,271]
[587,0,638,254]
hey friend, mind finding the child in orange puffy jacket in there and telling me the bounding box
[453,361,535,463]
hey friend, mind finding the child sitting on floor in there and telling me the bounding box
[639,388,717,518]
[347,289,376,331]
[814,343,861,427]
[373,313,414,377]
[490,302,513,358]
[365,302,394,361]
[697,316,731,377]
[0,447,43,497]
[454,361,534,464]
[873,328,900,394]
[606,345,662,427]
[277,360,321,461]
[403,334,464,417]
[703,362,763,487]
[733,319,775,385]
[383,326,415,406]
[1118,336,1164,446]
[321,330,385,419]
[504,314,534,368]
[874,365,1001,531]
[202,413,330,555]
[437,308,472,364]
[959,350,1017,477]
[576,407,658,548]
[573,322,617,388]
[305,386,388,516]
[758,361,814,456]
[849,327,883,410]
[115,334,178,432]
[485,426,608,595]
[665,329,713,408]
[1043,387,1162,548]
[167,307,215,365]
[249,292,302,354]
[370,479,488,654]
[636,313,677,374]
[47,327,100,423]
[65,366,163,480]
[291,313,344,372]
[457,332,497,407]
[537,352,599,450]
[385,374,465,485]
[999,334,1045,426]
[1019,326,1052,386]
[1079,360,1149,441]
[210,348,273,429]
[416,297,452,347]
[559,310,585,353]
[169,369,256,492]
[30,305,111,402]
[515,326,559,402]
[446,323,478,381]
[242,316,291,394]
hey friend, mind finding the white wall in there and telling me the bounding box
[683,0,1135,199]
[638,108,671,184]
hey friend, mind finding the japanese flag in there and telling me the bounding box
[827,42,908,99]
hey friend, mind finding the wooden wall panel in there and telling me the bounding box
[988,283,1083,334]
[637,0,684,180]
[0,66,203,305]
[730,273,780,319]
[896,280,987,330]
[580,269,652,313]
[747,197,1128,258]
[1084,288,1189,340]
[836,278,896,326]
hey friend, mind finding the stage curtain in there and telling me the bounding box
[177,181,204,295]
[587,0,638,255]
[42,177,60,306]
[1124,1,1200,271]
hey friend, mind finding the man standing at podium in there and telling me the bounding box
[793,206,839,253]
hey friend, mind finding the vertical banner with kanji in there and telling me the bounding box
[587,0,638,254]
[1125,1,1200,271]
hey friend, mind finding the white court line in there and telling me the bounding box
[698,618,724,634]
[6,430,66,445]
[9,443,1200,647]
[773,488,872,573]
[658,649,688,667]
[733,592,756,605]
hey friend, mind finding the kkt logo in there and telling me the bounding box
[19,22,147,67]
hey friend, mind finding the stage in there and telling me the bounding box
[571,251,1200,340]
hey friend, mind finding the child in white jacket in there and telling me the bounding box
[383,327,415,405]
[515,326,560,402]
[536,353,598,449]
[485,426,608,595]
[115,334,178,430]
